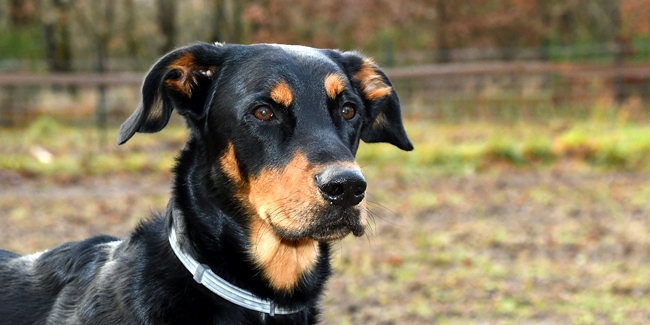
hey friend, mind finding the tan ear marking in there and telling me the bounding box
[324,74,346,99]
[372,112,389,130]
[164,52,215,97]
[353,59,392,100]
[165,53,195,95]
[270,80,293,107]
[168,52,195,69]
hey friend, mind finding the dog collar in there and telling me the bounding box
[168,224,302,316]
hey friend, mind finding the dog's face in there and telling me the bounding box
[208,44,413,243]
[118,42,411,246]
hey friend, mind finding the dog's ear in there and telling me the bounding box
[117,43,223,145]
[341,52,413,151]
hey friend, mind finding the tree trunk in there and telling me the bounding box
[606,0,626,105]
[9,0,39,28]
[96,1,115,147]
[537,0,552,61]
[157,0,177,54]
[434,0,451,63]
[211,0,246,43]
[45,0,72,72]
[124,0,139,64]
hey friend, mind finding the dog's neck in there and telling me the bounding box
[166,205,304,316]
[248,217,320,291]
[166,139,332,305]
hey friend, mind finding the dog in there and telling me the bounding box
[0,42,412,324]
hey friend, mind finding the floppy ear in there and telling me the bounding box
[117,43,223,145]
[342,52,413,151]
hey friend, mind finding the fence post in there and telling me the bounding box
[97,84,108,148]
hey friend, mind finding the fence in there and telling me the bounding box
[390,61,650,121]
[1,60,650,126]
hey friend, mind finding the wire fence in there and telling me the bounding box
[391,61,650,122]
[1,53,650,126]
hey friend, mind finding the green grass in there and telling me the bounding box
[5,116,650,177]
[358,119,650,176]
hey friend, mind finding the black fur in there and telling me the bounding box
[0,43,412,324]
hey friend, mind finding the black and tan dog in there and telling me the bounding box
[0,42,412,324]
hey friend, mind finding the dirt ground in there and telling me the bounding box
[1,168,650,324]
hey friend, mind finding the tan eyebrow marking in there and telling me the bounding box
[324,73,346,99]
[270,80,293,107]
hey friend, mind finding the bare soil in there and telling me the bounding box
[1,168,649,324]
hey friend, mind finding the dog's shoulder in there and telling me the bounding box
[0,249,20,262]
[34,235,121,286]
[0,235,121,324]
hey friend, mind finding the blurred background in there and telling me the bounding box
[1,0,650,324]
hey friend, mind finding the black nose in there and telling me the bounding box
[316,167,367,207]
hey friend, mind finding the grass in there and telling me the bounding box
[361,118,650,175]
[2,116,650,323]
[324,168,650,324]
[4,116,650,178]
[0,116,185,177]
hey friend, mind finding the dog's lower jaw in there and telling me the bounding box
[249,218,320,292]
[309,229,356,242]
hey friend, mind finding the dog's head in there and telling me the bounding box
[118,43,412,287]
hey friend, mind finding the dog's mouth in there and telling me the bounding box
[308,210,366,241]
[266,207,366,242]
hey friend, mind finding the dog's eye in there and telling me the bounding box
[341,104,356,120]
[253,106,274,121]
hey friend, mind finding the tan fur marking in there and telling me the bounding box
[169,53,195,68]
[220,142,242,183]
[246,153,368,291]
[247,152,323,291]
[165,53,196,96]
[164,52,215,97]
[250,218,319,291]
[165,78,191,95]
[324,74,345,99]
[372,112,389,130]
[270,81,293,107]
[248,152,320,225]
[353,59,392,100]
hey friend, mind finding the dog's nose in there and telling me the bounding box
[316,166,367,207]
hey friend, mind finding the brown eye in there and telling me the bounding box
[341,104,356,120]
[253,106,274,121]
